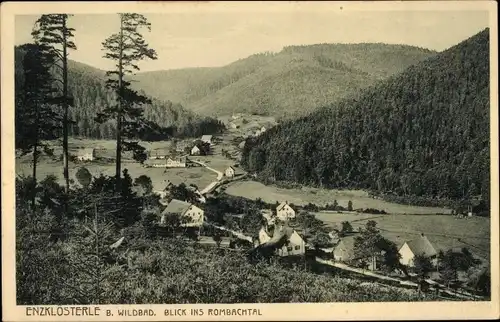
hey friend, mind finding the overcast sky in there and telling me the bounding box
[15,10,489,72]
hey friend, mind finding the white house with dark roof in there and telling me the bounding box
[201,135,213,145]
[76,148,95,161]
[399,233,438,267]
[225,166,236,178]
[257,224,305,257]
[276,201,296,221]
[148,148,170,160]
[190,145,201,156]
[144,159,167,168]
[161,199,204,227]
[166,156,187,168]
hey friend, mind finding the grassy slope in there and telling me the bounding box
[132,44,435,118]
[84,239,442,303]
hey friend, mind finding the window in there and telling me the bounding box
[295,246,300,250]
[287,246,293,252]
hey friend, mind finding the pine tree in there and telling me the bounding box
[31,14,77,193]
[16,43,61,209]
[97,13,158,187]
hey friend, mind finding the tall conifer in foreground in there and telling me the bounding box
[97,13,158,187]
[32,14,77,193]
[16,43,62,209]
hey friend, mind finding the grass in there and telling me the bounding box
[15,138,223,192]
[225,180,452,215]
[314,212,491,262]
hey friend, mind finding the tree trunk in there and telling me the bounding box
[32,106,39,211]
[115,15,124,188]
[62,16,70,193]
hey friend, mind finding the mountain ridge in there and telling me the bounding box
[241,28,490,207]
[130,42,436,118]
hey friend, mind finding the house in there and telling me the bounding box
[76,148,94,161]
[274,226,306,257]
[201,135,213,145]
[166,156,187,168]
[258,227,272,245]
[260,126,266,133]
[261,210,275,226]
[399,233,438,267]
[191,145,201,156]
[238,141,246,149]
[276,201,296,221]
[148,148,170,160]
[144,159,167,168]
[225,166,235,178]
[258,225,306,257]
[228,122,238,129]
[160,199,204,227]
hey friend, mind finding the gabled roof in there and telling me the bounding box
[162,199,192,216]
[226,166,235,171]
[149,148,170,156]
[276,202,291,211]
[403,234,438,257]
[201,135,213,141]
[77,148,94,155]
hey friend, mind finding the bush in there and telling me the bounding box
[75,167,92,188]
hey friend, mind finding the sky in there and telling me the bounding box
[15,9,489,72]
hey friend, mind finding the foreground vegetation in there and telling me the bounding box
[17,172,450,304]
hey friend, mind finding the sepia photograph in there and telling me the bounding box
[1,1,498,321]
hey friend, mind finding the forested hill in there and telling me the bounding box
[131,44,435,118]
[242,29,490,207]
[14,47,225,140]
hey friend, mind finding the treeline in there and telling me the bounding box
[242,29,490,209]
[15,47,226,141]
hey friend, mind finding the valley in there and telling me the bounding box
[13,11,492,307]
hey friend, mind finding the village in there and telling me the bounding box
[61,116,487,301]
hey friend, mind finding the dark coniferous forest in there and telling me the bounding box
[14,47,225,141]
[242,29,490,209]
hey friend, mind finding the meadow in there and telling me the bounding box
[225,180,452,215]
[314,212,491,262]
[15,138,220,192]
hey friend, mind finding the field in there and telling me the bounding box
[314,212,491,262]
[15,138,226,192]
[225,180,452,215]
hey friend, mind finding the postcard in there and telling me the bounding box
[1,1,498,321]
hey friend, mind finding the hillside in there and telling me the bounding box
[131,44,435,118]
[14,47,224,141]
[241,29,490,207]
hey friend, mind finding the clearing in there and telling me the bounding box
[225,180,452,215]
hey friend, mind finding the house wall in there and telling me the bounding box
[277,205,295,221]
[258,228,271,245]
[277,232,305,257]
[399,242,415,266]
[77,153,93,161]
[182,205,204,227]
[225,168,235,177]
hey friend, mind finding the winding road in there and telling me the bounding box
[190,160,224,194]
